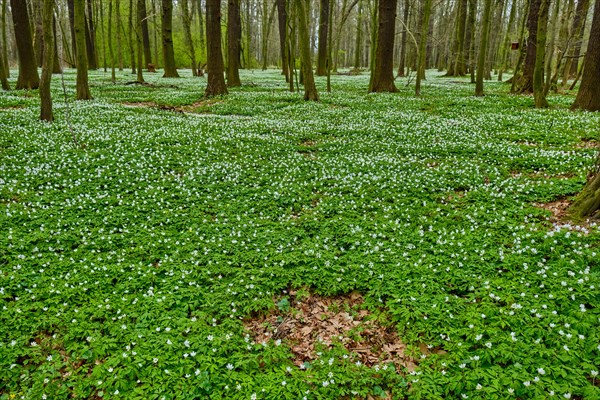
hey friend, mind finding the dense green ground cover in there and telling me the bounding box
[1,69,599,399]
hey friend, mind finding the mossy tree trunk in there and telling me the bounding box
[40,0,54,121]
[475,0,492,96]
[205,0,228,96]
[295,0,318,100]
[571,0,600,111]
[316,0,329,76]
[75,0,92,99]
[533,0,549,108]
[369,0,397,92]
[227,0,241,86]
[10,0,40,89]
[570,153,600,219]
[161,0,179,77]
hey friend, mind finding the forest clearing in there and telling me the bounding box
[1,68,599,399]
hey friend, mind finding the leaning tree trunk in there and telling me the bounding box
[533,0,549,108]
[205,0,228,96]
[475,0,492,96]
[369,0,398,92]
[74,0,92,99]
[40,0,54,122]
[316,0,329,75]
[10,0,40,89]
[296,0,318,100]
[227,0,241,86]
[161,0,179,77]
[571,0,600,111]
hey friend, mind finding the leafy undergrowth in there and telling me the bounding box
[0,69,599,399]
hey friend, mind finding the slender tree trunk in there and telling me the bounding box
[511,0,530,92]
[564,0,590,79]
[276,0,288,79]
[161,0,178,76]
[475,0,492,96]
[498,0,516,81]
[295,0,318,100]
[75,0,92,99]
[543,0,560,95]
[453,0,468,75]
[227,0,242,85]
[40,0,54,121]
[129,0,136,73]
[369,0,397,92]
[198,0,206,62]
[1,0,9,78]
[181,0,198,75]
[353,0,362,69]
[533,0,549,108]
[138,0,152,68]
[68,0,77,61]
[100,0,107,71]
[116,0,123,70]
[466,0,477,82]
[516,0,541,93]
[52,17,61,73]
[10,0,40,89]
[205,0,228,96]
[397,0,409,76]
[316,0,329,75]
[85,0,98,69]
[415,0,432,96]
[109,0,116,82]
[571,0,600,111]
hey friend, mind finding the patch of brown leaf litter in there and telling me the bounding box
[533,198,598,232]
[244,290,419,371]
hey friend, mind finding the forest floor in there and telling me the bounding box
[1,69,599,399]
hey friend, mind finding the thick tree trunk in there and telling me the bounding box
[85,0,98,69]
[161,0,179,77]
[533,0,549,108]
[316,0,329,75]
[475,0,492,96]
[569,153,600,219]
[74,0,92,99]
[138,0,152,68]
[276,0,288,79]
[40,0,54,122]
[571,0,600,111]
[227,0,241,86]
[10,0,40,89]
[369,0,397,92]
[181,0,197,75]
[295,0,318,100]
[516,0,541,93]
[205,0,228,96]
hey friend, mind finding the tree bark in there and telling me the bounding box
[316,0,329,75]
[369,0,397,92]
[74,0,92,99]
[85,0,98,69]
[276,0,288,79]
[475,0,492,96]
[10,0,40,89]
[415,0,432,96]
[353,0,362,69]
[181,0,197,75]
[533,0,549,108]
[138,0,152,68]
[109,0,116,82]
[295,0,318,100]
[1,0,9,78]
[161,0,179,77]
[564,0,590,80]
[205,0,228,96]
[516,0,541,93]
[129,0,136,73]
[40,0,54,121]
[569,153,600,219]
[397,0,409,76]
[227,0,241,86]
[571,0,600,111]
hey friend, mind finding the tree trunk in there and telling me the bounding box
[227,0,242,85]
[498,0,516,80]
[397,0,409,76]
[415,0,432,96]
[181,0,198,75]
[129,0,136,73]
[571,0,600,111]
[161,0,178,77]
[564,0,590,81]
[109,0,116,83]
[10,0,40,89]
[353,0,362,69]
[75,0,92,99]
[295,0,318,100]
[205,0,228,96]
[85,0,98,69]
[1,0,9,78]
[40,0,54,121]
[533,0,549,108]
[369,0,397,92]
[138,0,152,68]
[516,0,541,93]
[316,0,329,75]
[52,17,61,73]
[452,0,468,75]
[543,0,559,96]
[276,0,288,79]
[197,0,206,63]
[569,153,600,219]
[475,0,492,96]
[466,0,477,83]
[116,0,123,70]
